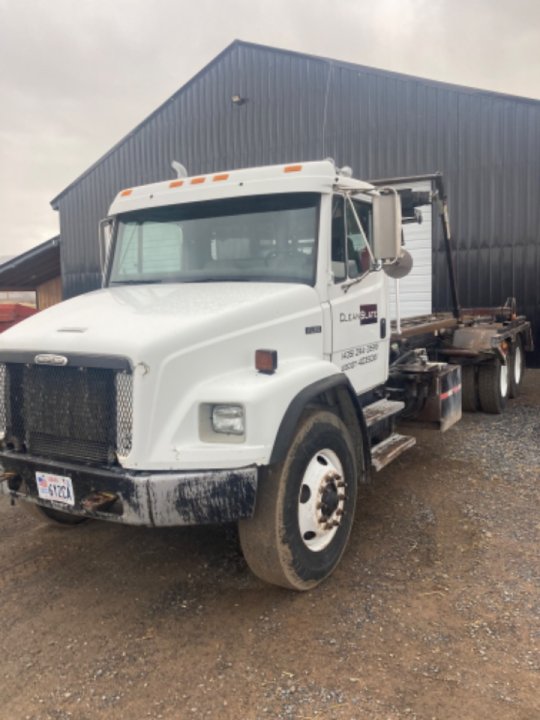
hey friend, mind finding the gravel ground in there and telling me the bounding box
[0,370,539,720]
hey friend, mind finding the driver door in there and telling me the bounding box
[327,194,389,394]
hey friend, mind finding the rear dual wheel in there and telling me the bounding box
[462,339,525,414]
[461,365,478,412]
[508,338,525,398]
[478,358,508,414]
[239,410,359,590]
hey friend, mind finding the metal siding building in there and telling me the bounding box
[51,41,540,340]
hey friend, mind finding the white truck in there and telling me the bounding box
[0,160,532,589]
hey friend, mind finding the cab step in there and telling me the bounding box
[371,433,416,472]
[363,399,405,427]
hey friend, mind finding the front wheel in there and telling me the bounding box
[239,410,359,590]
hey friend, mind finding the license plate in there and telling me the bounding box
[35,472,75,506]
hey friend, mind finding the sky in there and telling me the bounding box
[1,0,539,259]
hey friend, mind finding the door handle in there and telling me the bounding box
[380,318,386,339]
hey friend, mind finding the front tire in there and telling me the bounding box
[239,410,359,590]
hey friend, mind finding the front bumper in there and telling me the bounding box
[0,451,258,527]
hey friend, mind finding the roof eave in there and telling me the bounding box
[50,39,245,209]
[50,38,540,209]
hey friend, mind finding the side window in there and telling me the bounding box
[346,199,373,277]
[331,195,373,283]
[331,195,347,282]
[352,198,373,248]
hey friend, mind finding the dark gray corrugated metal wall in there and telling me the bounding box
[54,41,540,341]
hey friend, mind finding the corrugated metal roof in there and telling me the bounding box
[0,237,61,290]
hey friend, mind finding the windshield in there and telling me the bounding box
[108,193,319,286]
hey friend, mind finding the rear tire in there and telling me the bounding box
[508,338,525,398]
[461,365,478,412]
[239,410,359,590]
[478,359,508,414]
[22,502,88,526]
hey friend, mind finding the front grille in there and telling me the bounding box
[2,363,133,465]
[115,371,133,456]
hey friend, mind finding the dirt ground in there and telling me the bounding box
[1,371,539,720]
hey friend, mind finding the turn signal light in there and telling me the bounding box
[120,189,133,197]
[255,349,278,374]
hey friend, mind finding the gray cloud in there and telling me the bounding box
[1,0,539,257]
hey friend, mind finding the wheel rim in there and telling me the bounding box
[500,362,509,398]
[513,346,523,385]
[297,449,346,552]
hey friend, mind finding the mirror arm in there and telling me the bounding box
[344,194,375,264]
[99,216,116,287]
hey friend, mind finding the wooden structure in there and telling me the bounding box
[0,237,61,310]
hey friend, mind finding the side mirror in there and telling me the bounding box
[382,247,413,279]
[99,217,115,285]
[372,188,402,260]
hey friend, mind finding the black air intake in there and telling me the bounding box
[1,363,133,465]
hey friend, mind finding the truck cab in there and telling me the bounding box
[0,161,475,589]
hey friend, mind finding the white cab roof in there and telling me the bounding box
[108,160,374,215]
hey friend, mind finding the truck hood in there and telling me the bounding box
[0,283,321,362]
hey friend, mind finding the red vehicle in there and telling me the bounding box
[0,304,37,333]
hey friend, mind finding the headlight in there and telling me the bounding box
[211,405,245,435]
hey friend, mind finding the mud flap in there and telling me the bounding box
[415,364,462,431]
